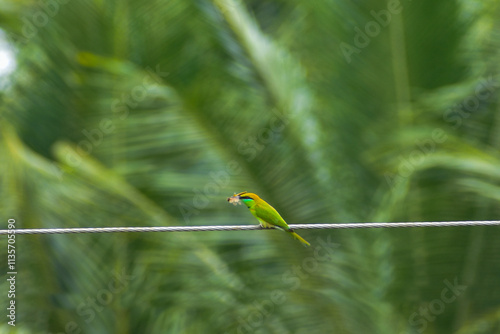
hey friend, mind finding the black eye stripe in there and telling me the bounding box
[239,196,252,200]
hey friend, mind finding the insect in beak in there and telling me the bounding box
[227,193,243,205]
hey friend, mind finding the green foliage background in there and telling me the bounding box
[1,0,500,333]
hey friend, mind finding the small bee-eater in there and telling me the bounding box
[228,191,310,247]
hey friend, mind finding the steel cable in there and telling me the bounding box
[1,220,499,235]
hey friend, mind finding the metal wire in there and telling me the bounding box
[1,220,499,235]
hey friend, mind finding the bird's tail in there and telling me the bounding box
[289,231,310,247]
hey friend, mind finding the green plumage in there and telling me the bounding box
[228,191,310,246]
[242,197,289,230]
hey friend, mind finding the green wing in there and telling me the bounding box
[250,201,291,231]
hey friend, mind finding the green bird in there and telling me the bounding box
[228,191,310,247]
